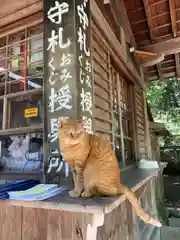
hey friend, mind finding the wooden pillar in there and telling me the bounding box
[143,91,152,159]
[43,0,94,185]
[120,27,126,55]
[140,67,152,159]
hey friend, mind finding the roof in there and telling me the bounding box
[149,121,170,136]
[1,0,179,83]
[124,0,180,82]
[0,0,42,31]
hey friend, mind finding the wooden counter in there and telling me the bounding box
[0,168,161,240]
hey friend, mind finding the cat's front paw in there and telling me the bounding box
[69,190,81,198]
[81,191,93,198]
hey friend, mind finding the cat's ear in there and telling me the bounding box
[58,118,68,128]
[76,119,84,131]
[59,119,63,128]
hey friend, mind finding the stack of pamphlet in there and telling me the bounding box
[0,180,40,200]
[7,184,66,200]
[0,191,9,200]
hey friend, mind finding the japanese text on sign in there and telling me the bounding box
[46,1,74,177]
[76,0,93,134]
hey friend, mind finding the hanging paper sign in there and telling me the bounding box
[24,108,38,118]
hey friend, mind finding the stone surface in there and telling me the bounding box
[169,217,180,227]
[150,226,180,240]
[161,226,180,240]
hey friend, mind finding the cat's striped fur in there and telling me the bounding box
[58,119,161,227]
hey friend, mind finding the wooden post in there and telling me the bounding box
[43,0,94,185]
[143,91,152,159]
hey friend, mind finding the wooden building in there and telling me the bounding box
[0,0,171,239]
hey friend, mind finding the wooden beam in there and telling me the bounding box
[0,1,42,28]
[91,0,145,89]
[0,12,43,39]
[141,37,180,55]
[140,53,164,67]
[120,0,137,47]
[0,0,39,19]
[157,64,164,80]
[169,0,177,37]
[135,50,159,57]
[143,0,154,41]
[175,53,180,80]
[104,0,137,47]
[148,71,176,81]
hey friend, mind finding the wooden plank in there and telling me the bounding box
[0,172,42,181]
[175,53,180,80]
[92,19,112,140]
[0,1,42,28]
[0,12,43,39]
[117,75,125,166]
[47,210,71,240]
[169,0,177,37]
[91,0,144,88]
[22,207,47,240]
[47,210,91,240]
[157,64,164,80]
[104,0,137,48]
[142,0,154,41]
[0,124,43,136]
[130,85,138,162]
[71,212,92,240]
[0,203,22,240]
[148,71,176,81]
[0,0,40,19]
[141,36,180,55]
[143,92,152,159]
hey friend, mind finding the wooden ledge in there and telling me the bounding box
[140,53,165,67]
[0,167,160,215]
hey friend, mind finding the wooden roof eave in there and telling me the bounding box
[91,0,146,89]
[149,121,170,137]
[0,1,42,29]
[140,53,165,68]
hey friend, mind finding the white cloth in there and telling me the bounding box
[8,136,29,158]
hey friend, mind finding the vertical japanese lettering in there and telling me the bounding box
[76,0,94,134]
[44,0,94,185]
[44,0,74,181]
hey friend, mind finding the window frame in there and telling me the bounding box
[0,24,43,136]
[110,59,136,167]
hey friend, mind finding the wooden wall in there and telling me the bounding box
[151,133,160,161]
[91,18,112,143]
[0,203,92,240]
[91,17,148,161]
[134,86,147,159]
[0,2,149,162]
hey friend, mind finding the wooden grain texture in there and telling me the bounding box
[92,19,112,141]
[22,207,47,240]
[97,201,129,240]
[0,171,158,240]
[135,86,147,158]
[46,210,92,240]
[0,203,22,240]
[21,207,92,240]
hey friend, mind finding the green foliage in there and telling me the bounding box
[147,77,180,137]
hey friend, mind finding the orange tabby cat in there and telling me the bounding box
[58,118,161,228]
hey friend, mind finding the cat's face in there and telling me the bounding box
[58,119,85,147]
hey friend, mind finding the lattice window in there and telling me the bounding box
[0,24,43,177]
[91,18,136,167]
[0,24,43,131]
[110,61,135,167]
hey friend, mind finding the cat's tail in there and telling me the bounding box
[118,184,162,228]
